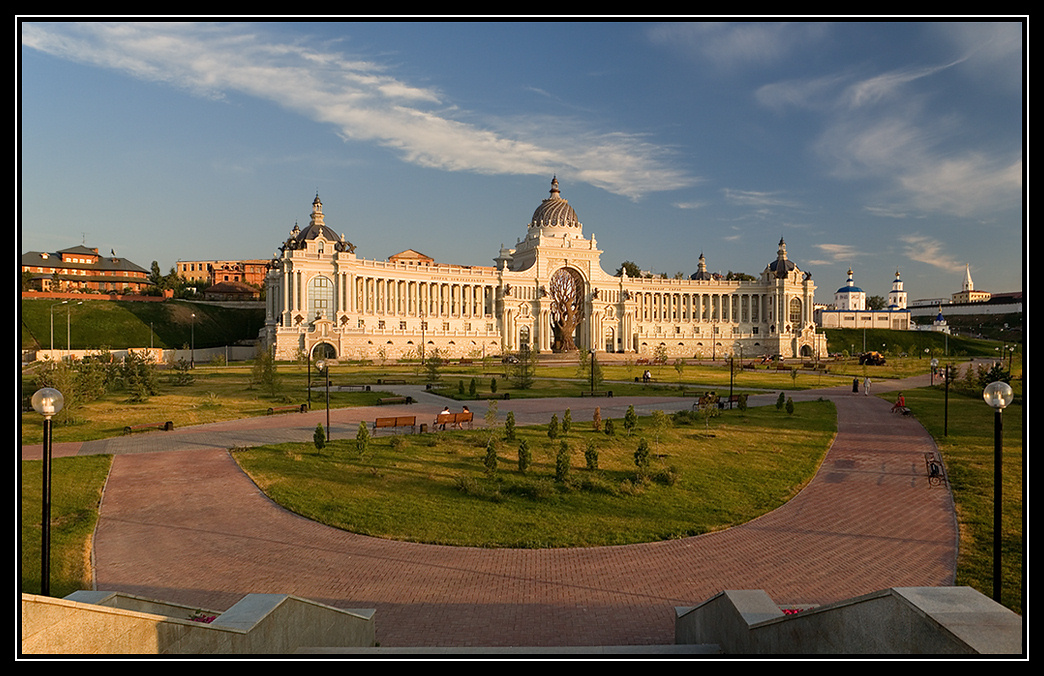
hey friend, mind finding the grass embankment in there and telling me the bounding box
[233,400,836,548]
[20,455,113,598]
[899,385,1024,614]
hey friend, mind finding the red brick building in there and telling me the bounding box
[21,245,150,294]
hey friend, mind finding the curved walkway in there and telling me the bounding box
[28,376,958,648]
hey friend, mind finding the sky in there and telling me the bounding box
[19,20,1025,304]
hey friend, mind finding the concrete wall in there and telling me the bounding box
[21,592,375,655]
[675,587,1022,655]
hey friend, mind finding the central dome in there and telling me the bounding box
[529,177,582,235]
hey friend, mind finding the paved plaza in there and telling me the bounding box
[22,376,958,648]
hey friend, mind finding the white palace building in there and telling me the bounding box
[259,178,826,362]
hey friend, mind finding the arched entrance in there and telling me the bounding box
[311,342,337,361]
[549,267,584,352]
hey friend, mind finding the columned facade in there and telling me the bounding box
[260,180,826,361]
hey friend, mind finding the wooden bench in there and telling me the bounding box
[123,421,174,434]
[337,384,370,392]
[718,394,741,409]
[636,358,650,365]
[373,416,417,434]
[376,378,406,385]
[579,390,613,397]
[377,396,412,405]
[434,411,473,430]
[267,404,308,415]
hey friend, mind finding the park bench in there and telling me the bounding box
[376,378,406,385]
[924,452,947,487]
[337,384,370,392]
[693,395,718,411]
[579,390,613,397]
[718,394,741,409]
[377,396,412,405]
[636,358,650,365]
[267,404,308,415]
[372,415,417,434]
[123,421,174,435]
[434,410,473,430]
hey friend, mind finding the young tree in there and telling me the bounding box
[592,406,602,432]
[555,440,571,482]
[623,405,638,435]
[547,414,559,440]
[562,408,572,436]
[517,439,531,473]
[504,410,516,441]
[508,343,536,389]
[313,423,327,455]
[251,346,280,397]
[634,438,651,476]
[483,438,498,475]
[355,421,370,455]
[584,440,599,471]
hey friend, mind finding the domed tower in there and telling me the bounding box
[888,268,907,309]
[528,176,583,237]
[834,268,866,311]
[502,176,600,274]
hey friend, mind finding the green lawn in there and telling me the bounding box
[232,400,837,548]
[897,385,1024,614]
[20,455,112,598]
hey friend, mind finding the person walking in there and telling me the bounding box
[863,376,871,396]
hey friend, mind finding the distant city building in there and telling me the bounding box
[259,179,826,362]
[175,259,268,287]
[950,264,991,304]
[814,268,911,331]
[21,245,149,293]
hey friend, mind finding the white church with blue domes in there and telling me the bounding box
[814,268,911,330]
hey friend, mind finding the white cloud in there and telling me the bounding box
[22,22,695,200]
[647,21,829,70]
[899,234,965,272]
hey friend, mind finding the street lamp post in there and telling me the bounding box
[67,301,82,359]
[983,380,1014,604]
[316,359,331,440]
[190,313,196,368]
[31,387,64,596]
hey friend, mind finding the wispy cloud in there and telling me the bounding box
[753,25,1022,221]
[899,234,965,272]
[646,22,829,71]
[722,188,800,209]
[21,22,696,200]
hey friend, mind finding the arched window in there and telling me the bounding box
[309,275,334,320]
[789,298,802,325]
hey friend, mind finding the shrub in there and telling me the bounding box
[490,377,497,394]
[469,378,477,397]
[604,418,616,436]
[584,440,599,471]
[624,405,638,435]
[517,439,531,473]
[562,408,571,435]
[505,410,516,441]
[786,397,795,415]
[776,392,786,410]
[634,438,650,475]
[555,440,570,482]
[355,422,370,455]
[313,423,326,454]
[592,406,602,432]
[547,414,559,440]
[738,393,748,412]
[483,438,498,475]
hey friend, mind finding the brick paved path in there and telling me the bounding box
[72,378,956,648]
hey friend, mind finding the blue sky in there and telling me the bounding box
[20,20,1025,303]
